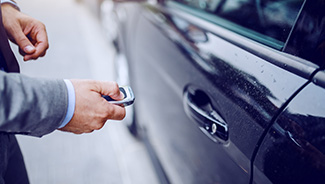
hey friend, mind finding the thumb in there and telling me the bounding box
[15,31,36,54]
[98,81,124,100]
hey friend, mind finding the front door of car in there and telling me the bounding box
[127,0,314,183]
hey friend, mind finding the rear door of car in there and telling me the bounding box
[253,70,325,184]
[123,0,320,183]
[253,1,325,183]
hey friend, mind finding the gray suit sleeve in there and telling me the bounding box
[0,70,68,137]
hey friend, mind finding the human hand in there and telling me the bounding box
[59,80,126,134]
[1,4,49,61]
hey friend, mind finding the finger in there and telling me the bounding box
[23,51,46,61]
[13,30,36,55]
[33,27,49,55]
[97,81,124,100]
[93,122,105,130]
[23,42,48,61]
[84,129,95,133]
[23,28,49,61]
[73,131,83,135]
[105,104,126,120]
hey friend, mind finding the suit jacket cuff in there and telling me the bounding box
[1,0,20,11]
[58,80,75,128]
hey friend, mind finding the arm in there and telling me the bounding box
[0,1,125,135]
[0,70,67,137]
[0,71,126,136]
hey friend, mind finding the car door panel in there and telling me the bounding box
[254,72,325,184]
[131,11,251,183]
[120,2,316,183]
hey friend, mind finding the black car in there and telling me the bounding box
[101,0,325,183]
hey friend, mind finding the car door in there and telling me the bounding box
[121,0,319,183]
[253,71,325,184]
[253,1,325,183]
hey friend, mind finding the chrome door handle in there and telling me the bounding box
[183,88,229,143]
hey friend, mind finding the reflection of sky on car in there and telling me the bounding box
[183,0,220,11]
[286,84,325,117]
[264,1,301,27]
[172,17,208,42]
[177,0,304,44]
[206,0,220,11]
[221,0,248,12]
[189,0,247,12]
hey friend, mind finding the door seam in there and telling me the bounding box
[248,68,321,184]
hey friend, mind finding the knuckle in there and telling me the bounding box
[41,22,47,30]
[34,19,45,29]
[102,103,125,121]
[94,80,103,91]
[40,51,46,57]
[104,105,114,118]
[110,81,119,91]
[118,108,126,120]
[90,117,105,130]
[40,22,45,28]
[112,106,126,120]
[94,123,104,130]
[87,129,94,133]
[16,37,28,45]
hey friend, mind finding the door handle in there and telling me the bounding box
[183,88,229,143]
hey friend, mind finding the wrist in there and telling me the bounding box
[1,0,20,11]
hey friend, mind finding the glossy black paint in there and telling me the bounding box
[111,0,325,183]
[254,74,325,184]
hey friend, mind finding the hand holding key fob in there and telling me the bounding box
[102,86,135,106]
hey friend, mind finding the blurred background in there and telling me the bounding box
[12,0,158,183]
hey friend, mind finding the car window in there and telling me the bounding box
[167,0,305,50]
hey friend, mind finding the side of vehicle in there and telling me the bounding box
[107,0,325,183]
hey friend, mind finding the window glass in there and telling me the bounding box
[169,0,305,49]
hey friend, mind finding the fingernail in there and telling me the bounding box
[119,91,125,100]
[24,45,35,53]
